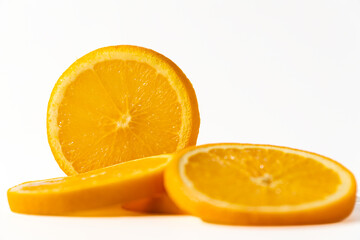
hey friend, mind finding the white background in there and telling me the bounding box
[0,0,359,239]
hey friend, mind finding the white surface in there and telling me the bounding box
[0,0,360,239]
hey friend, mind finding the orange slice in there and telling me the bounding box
[47,45,200,175]
[8,154,171,215]
[165,143,357,225]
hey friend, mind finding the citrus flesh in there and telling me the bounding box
[47,45,200,175]
[165,144,357,225]
[8,154,171,215]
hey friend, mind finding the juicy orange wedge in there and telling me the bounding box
[165,144,357,225]
[8,154,171,215]
[47,45,200,175]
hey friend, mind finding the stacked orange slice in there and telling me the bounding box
[8,155,170,215]
[165,144,357,225]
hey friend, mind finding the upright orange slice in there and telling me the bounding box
[165,143,357,225]
[47,45,200,175]
[8,154,170,215]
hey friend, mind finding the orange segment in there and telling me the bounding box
[8,154,171,215]
[47,45,200,175]
[165,144,357,225]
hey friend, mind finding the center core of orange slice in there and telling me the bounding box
[116,113,132,128]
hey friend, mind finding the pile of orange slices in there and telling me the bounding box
[8,45,357,225]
